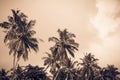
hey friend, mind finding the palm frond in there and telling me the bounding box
[0,22,10,29]
[67,48,75,57]
[26,30,36,37]
[48,37,59,43]
[27,20,36,30]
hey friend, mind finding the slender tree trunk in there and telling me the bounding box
[12,55,16,80]
[12,51,17,80]
[13,55,16,70]
[13,51,17,69]
[15,58,19,68]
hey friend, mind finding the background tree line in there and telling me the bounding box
[0,9,120,80]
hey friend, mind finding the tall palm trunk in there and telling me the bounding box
[12,55,16,80]
[13,51,18,70]
[12,51,18,80]
[13,54,17,70]
[13,55,15,70]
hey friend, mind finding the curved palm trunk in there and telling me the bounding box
[13,55,16,70]
[12,55,16,80]
[13,55,19,70]
[15,58,19,69]
[12,51,19,80]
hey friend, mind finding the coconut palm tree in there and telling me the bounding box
[48,29,79,80]
[97,65,120,80]
[80,53,101,80]
[42,52,60,75]
[0,9,39,69]
[49,29,79,65]
[53,58,79,80]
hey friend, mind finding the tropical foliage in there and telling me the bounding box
[49,29,79,61]
[0,69,9,80]
[0,9,120,80]
[0,9,39,69]
[42,52,60,74]
[80,53,101,80]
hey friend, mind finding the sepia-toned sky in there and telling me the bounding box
[0,0,120,70]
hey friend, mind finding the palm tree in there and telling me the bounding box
[0,69,9,80]
[80,53,101,80]
[48,29,79,80]
[0,9,39,69]
[49,29,79,65]
[97,65,120,80]
[42,52,60,75]
[53,58,79,80]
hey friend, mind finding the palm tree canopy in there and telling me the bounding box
[42,52,60,74]
[49,29,79,61]
[23,64,49,80]
[53,58,78,80]
[80,53,101,80]
[80,53,99,67]
[101,65,120,78]
[0,9,39,61]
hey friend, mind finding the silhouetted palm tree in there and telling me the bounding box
[48,29,79,80]
[53,58,78,80]
[0,69,9,80]
[80,53,100,80]
[96,65,120,80]
[0,9,39,69]
[42,52,60,75]
[49,29,79,62]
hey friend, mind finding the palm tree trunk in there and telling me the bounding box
[12,54,16,80]
[13,51,17,69]
[15,58,19,68]
[13,55,16,70]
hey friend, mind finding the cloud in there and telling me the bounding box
[89,0,120,68]
[91,0,120,38]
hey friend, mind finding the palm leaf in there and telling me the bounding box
[0,22,10,29]
[27,20,36,30]
[48,37,59,42]
[67,48,74,57]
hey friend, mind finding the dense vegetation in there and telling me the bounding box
[0,9,120,80]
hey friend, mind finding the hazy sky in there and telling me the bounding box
[0,0,120,70]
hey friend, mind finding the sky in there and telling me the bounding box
[0,0,120,70]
